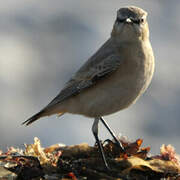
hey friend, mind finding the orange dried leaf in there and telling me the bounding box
[68,172,77,180]
[136,139,143,147]
[124,139,143,155]
[135,147,150,159]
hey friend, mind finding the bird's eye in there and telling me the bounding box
[132,18,145,24]
[116,18,125,23]
[140,18,145,23]
[132,19,140,24]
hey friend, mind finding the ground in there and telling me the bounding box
[0,137,180,180]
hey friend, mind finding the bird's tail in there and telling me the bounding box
[22,110,46,126]
[22,108,65,126]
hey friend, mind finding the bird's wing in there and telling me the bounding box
[45,40,123,109]
[22,40,123,126]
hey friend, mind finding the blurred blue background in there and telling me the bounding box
[1,0,180,154]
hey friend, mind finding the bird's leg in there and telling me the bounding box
[92,117,109,169]
[100,117,124,151]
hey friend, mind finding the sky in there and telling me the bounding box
[1,0,180,154]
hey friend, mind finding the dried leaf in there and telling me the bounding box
[44,144,64,153]
[67,172,77,180]
[24,137,49,164]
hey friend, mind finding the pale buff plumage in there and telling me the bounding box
[23,6,154,125]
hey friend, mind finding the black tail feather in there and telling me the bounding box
[22,110,45,126]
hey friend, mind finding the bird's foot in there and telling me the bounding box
[104,139,125,154]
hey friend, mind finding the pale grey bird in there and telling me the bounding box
[23,6,155,169]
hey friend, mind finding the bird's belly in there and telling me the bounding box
[84,78,146,117]
[65,66,153,117]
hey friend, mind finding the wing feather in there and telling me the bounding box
[45,39,123,109]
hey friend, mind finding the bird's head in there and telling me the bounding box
[111,6,149,42]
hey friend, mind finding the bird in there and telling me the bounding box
[23,6,155,169]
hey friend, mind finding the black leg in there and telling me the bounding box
[100,117,124,151]
[92,117,109,169]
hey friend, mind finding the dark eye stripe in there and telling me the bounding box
[116,17,144,24]
[132,19,141,24]
[132,18,144,24]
